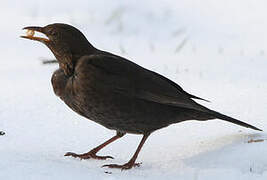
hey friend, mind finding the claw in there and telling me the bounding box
[64,151,114,160]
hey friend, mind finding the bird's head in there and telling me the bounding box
[21,23,96,76]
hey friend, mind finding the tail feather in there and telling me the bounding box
[188,93,210,102]
[210,110,262,131]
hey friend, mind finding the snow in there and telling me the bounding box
[1,0,267,179]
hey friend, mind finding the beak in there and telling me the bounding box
[21,26,50,43]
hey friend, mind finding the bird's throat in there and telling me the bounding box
[59,62,74,77]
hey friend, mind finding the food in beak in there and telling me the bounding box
[26,29,35,37]
[21,28,50,42]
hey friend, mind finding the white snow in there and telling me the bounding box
[0,0,267,179]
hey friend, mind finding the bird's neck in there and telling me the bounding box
[58,47,97,77]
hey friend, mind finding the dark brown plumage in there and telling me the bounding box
[21,23,262,170]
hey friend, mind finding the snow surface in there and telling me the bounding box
[1,0,267,179]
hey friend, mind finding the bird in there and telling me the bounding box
[21,23,262,170]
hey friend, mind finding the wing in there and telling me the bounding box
[77,54,210,113]
[148,70,210,102]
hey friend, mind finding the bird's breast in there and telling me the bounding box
[51,68,69,98]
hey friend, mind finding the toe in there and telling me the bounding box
[102,162,142,170]
[64,152,78,157]
[102,164,121,168]
[96,155,114,160]
[64,152,114,160]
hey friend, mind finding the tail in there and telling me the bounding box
[209,110,262,131]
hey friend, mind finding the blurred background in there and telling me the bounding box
[0,0,267,179]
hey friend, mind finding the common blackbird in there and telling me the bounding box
[21,23,262,170]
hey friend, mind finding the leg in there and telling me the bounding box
[65,131,125,160]
[102,133,150,170]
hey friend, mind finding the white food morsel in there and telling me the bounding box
[26,30,35,37]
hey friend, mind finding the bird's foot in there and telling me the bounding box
[102,161,142,170]
[64,151,114,160]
